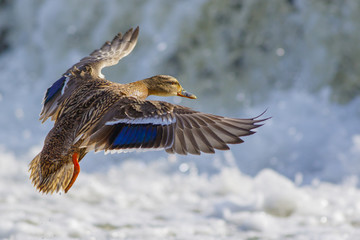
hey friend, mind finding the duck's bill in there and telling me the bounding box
[177,89,197,99]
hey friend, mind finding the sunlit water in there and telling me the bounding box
[1,0,360,239]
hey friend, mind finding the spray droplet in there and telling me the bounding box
[276,48,285,57]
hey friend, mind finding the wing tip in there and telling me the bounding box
[253,109,271,122]
[130,26,140,44]
[123,26,140,41]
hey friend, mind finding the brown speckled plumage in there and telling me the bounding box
[29,27,268,194]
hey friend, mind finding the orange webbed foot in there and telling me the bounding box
[65,152,80,193]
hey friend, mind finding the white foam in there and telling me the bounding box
[1,151,360,239]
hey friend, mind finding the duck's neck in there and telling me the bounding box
[122,77,173,100]
[121,79,151,100]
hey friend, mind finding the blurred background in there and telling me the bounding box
[1,0,360,239]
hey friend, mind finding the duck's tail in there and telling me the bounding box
[29,153,74,194]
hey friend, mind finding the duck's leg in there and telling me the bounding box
[65,152,80,193]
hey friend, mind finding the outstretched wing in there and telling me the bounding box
[39,27,139,123]
[66,27,139,78]
[80,97,267,155]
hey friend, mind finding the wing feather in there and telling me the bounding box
[183,128,201,155]
[78,97,268,155]
[68,27,139,78]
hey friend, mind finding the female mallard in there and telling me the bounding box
[29,27,267,194]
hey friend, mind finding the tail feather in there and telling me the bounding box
[29,153,74,194]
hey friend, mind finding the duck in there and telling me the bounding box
[29,27,268,194]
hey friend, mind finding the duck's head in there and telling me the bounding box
[144,75,197,99]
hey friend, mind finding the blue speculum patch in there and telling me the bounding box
[113,124,158,148]
[44,76,66,104]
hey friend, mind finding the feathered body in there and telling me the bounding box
[30,27,268,194]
